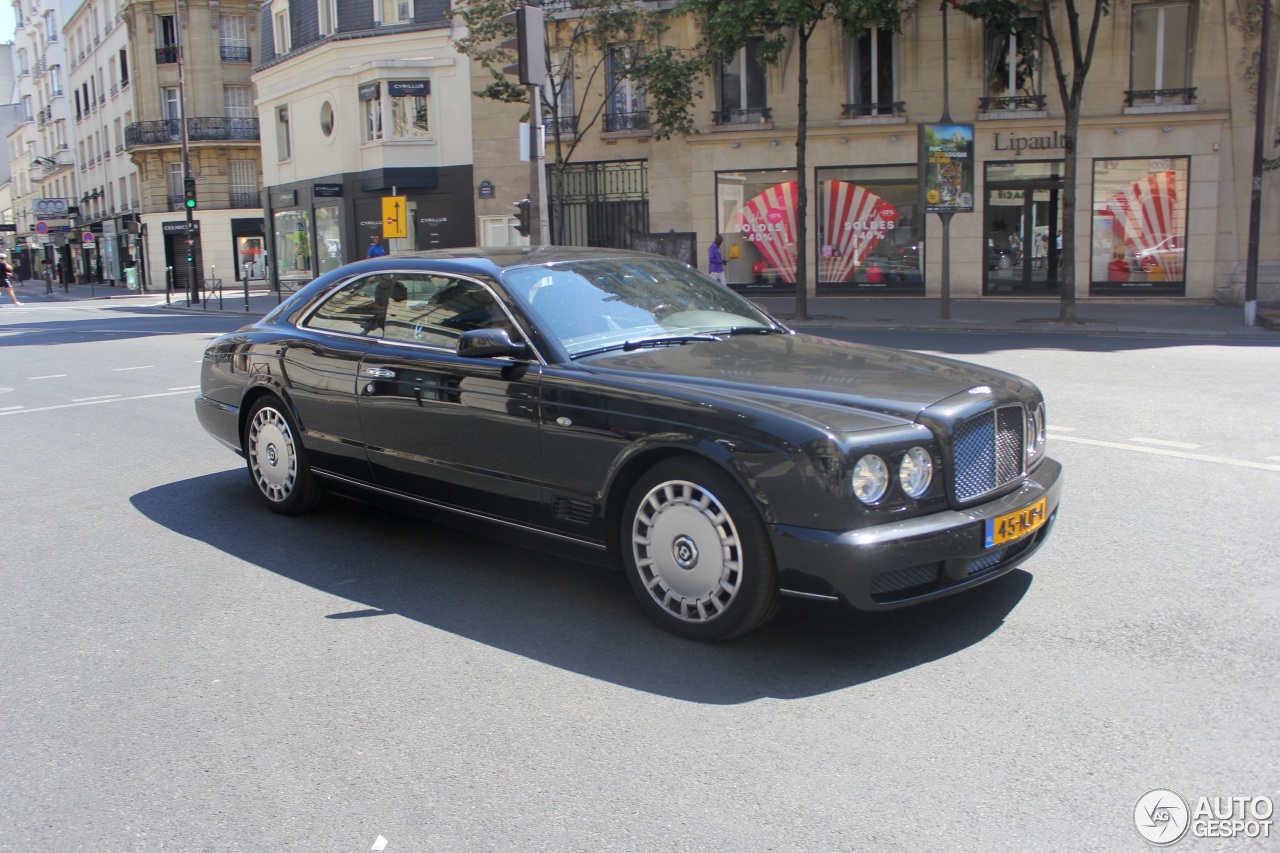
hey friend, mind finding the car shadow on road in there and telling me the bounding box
[131,470,1033,705]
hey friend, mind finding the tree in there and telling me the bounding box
[679,0,904,321]
[952,0,1111,323]
[452,0,703,244]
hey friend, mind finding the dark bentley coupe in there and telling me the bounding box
[196,247,1062,640]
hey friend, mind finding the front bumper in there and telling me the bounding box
[772,457,1063,610]
[195,394,243,456]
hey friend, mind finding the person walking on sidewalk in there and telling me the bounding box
[367,235,387,258]
[0,253,19,305]
[707,234,726,286]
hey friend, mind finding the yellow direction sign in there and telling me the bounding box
[381,196,407,238]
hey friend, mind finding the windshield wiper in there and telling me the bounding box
[714,325,787,336]
[622,334,721,351]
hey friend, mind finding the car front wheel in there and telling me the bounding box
[622,458,779,641]
[244,396,324,514]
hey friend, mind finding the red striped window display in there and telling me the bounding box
[1090,157,1188,296]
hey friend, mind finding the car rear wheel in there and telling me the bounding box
[622,458,779,641]
[244,396,325,514]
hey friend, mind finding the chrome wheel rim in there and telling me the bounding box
[248,406,297,503]
[632,479,742,623]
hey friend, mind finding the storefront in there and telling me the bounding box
[817,164,923,295]
[983,160,1063,295]
[266,167,475,292]
[715,169,797,295]
[1089,157,1188,297]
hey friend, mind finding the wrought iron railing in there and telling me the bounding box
[125,117,260,148]
[220,45,251,62]
[1124,87,1196,107]
[979,94,1047,112]
[543,114,577,136]
[156,46,179,64]
[230,191,260,208]
[713,107,772,125]
[604,110,650,132]
[842,101,905,118]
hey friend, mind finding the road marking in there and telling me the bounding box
[0,405,22,411]
[71,395,123,402]
[1045,425,1075,432]
[114,365,156,371]
[28,374,67,379]
[168,386,200,391]
[1127,437,1201,449]
[1051,434,1280,472]
[0,388,198,416]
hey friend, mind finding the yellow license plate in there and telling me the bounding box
[986,497,1048,548]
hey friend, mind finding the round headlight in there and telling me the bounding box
[898,446,934,498]
[851,454,889,504]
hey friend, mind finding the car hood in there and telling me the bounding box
[579,333,1027,425]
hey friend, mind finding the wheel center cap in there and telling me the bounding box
[266,444,278,467]
[672,535,699,570]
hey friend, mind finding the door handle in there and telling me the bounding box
[364,367,396,378]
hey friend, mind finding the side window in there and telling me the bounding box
[304,275,400,337]
[382,275,513,348]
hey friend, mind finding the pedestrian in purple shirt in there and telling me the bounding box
[707,234,726,285]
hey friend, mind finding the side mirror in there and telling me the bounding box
[457,327,528,359]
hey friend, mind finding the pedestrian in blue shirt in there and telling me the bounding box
[707,234,726,285]
[367,235,387,258]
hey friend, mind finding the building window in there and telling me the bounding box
[605,45,647,132]
[119,48,130,86]
[1091,157,1188,295]
[390,81,429,137]
[224,85,253,118]
[168,162,184,208]
[318,0,337,36]
[715,38,769,125]
[229,159,258,208]
[17,49,28,75]
[220,15,250,62]
[1128,3,1195,105]
[48,65,63,97]
[715,169,798,292]
[156,15,178,63]
[844,29,900,118]
[361,83,383,141]
[273,5,291,55]
[161,87,182,121]
[376,0,412,25]
[543,56,576,136]
[276,106,291,160]
[982,17,1043,111]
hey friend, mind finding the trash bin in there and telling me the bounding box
[124,267,138,290]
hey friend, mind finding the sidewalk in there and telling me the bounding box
[11,277,1278,340]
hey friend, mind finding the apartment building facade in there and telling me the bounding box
[253,0,473,291]
[469,1,1279,303]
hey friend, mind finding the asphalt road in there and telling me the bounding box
[1,301,1276,851]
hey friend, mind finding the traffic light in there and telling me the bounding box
[513,199,531,237]
[183,177,197,211]
[499,5,546,86]
[186,237,195,264]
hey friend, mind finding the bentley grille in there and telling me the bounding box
[953,406,1025,502]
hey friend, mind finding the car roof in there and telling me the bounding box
[387,245,676,271]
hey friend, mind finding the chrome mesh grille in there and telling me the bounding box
[953,406,1025,501]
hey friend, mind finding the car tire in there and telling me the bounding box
[997,253,1012,270]
[622,458,779,641]
[243,395,325,515]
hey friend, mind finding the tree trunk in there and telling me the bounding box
[1058,93,1080,324]
[794,31,810,322]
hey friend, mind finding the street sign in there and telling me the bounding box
[82,232,95,244]
[32,198,69,219]
[382,196,407,238]
[34,221,48,234]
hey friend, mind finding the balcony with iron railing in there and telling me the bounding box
[220,45,251,62]
[712,107,772,126]
[124,117,261,148]
[979,94,1047,113]
[603,110,650,133]
[156,46,179,64]
[842,100,906,119]
[543,114,577,136]
[1124,87,1197,107]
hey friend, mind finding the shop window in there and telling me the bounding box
[361,83,383,142]
[817,165,922,295]
[1090,157,1188,296]
[605,45,648,132]
[715,169,797,293]
[843,28,901,119]
[982,16,1043,112]
[389,81,429,138]
[1127,3,1195,106]
[715,38,769,125]
[274,209,312,283]
[315,205,344,274]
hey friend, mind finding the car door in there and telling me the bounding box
[356,272,545,523]
[279,273,398,479]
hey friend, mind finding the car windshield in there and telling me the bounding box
[502,256,779,357]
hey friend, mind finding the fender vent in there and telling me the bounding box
[552,496,595,526]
